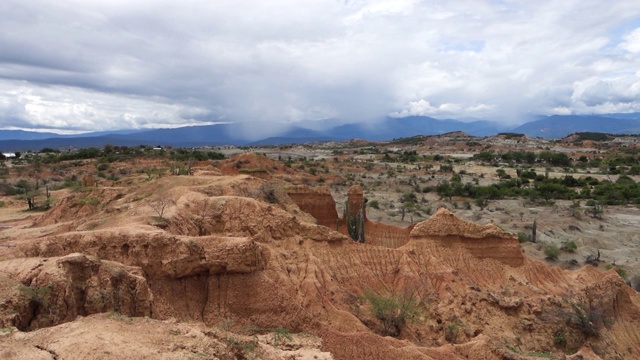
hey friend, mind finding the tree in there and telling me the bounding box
[15,179,40,210]
[149,195,175,220]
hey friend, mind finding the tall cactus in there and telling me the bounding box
[345,199,365,243]
[531,219,537,243]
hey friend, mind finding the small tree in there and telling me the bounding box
[149,195,175,220]
[564,301,605,338]
[16,179,40,210]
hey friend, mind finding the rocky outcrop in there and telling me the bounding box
[411,208,513,239]
[364,221,413,248]
[23,231,269,279]
[0,253,151,331]
[0,313,334,360]
[289,184,414,248]
[409,208,525,267]
[287,185,339,228]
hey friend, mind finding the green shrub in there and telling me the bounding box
[606,265,627,279]
[553,330,566,346]
[271,327,293,346]
[544,244,560,260]
[561,241,577,252]
[445,323,458,343]
[97,163,109,171]
[517,232,529,243]
[362,289,420,337]
[18,284,52,306]
[368,200,380,209]
[238,167,268,174]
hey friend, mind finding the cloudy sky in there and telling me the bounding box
[1,0,640,133]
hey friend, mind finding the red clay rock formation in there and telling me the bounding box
[364,221,413,248]
[289,184,414,248]
[410,208,524,267]
[0,253,151,331]
[411,207,512,239]
[345,185,365,218]
[286,185,339,228]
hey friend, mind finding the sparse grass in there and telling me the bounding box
[18,284,52,306]
[239,167,268,174]
[506,343,521,354]
[75,196,100,206]
[553,330,566,347]
[132,193,153,202]
[529,351,552,358]
[606,264,627,279]
[271,327,293,346]
[108,312,133,322]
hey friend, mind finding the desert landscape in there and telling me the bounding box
[1,132,640,359]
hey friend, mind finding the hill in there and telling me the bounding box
[2,113,640,151]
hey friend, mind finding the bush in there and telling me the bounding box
[97,163,109,171]
[445,323,458,343]
[561,241,577,252]
[606,265,627,279]
[544,244,560,260]
[553,330,566,346]
[517,232,529,243]
[368,200,380,209]
[362,289,420,337]
[565,301,604,337]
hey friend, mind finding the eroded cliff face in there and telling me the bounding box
[410,208,525,267]
[0,253,151,331]
[286,185,339,229]
[289,184,415,249]
[1,171,639,360]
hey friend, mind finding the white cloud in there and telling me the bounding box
[0,79,216,131]
[620,27,640,53]
[390,100,492,118]
[0,0,640,132]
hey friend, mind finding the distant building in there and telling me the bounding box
[2,153,16,158]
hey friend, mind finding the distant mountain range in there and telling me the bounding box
[510,114,640,138]
[1,113,640,151]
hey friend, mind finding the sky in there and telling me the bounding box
[1,0,640,134]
